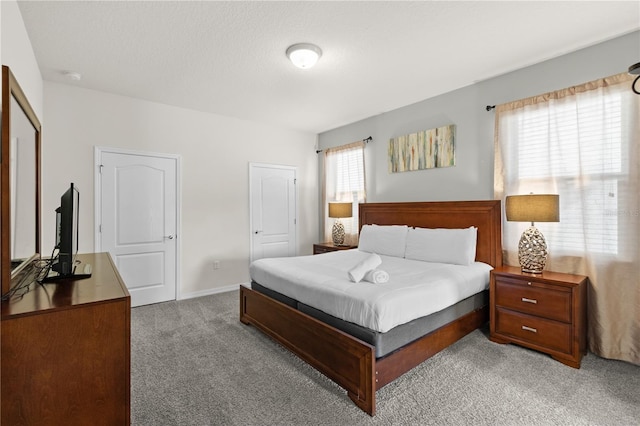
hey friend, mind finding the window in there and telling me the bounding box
[496,77,637,258]
[323,142,366,244]
[334,148,365,197]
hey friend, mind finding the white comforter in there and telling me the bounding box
[249,250,492,333]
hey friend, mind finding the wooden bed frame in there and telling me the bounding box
[240,200,502,416]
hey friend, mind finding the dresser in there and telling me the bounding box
[489,265,587,368]
[313,242,358,254]
[1,252,131,425]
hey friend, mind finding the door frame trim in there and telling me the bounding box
[249,162,298,263]
[94,146,182,300]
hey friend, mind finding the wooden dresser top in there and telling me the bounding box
[1,252,129,319]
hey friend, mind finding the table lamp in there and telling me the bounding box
[328,202,352,246]
[506,194,559,274]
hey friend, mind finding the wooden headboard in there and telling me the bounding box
[359,200,502,268]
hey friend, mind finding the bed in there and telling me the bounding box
[240,200,502,415]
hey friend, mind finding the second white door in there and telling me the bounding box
[250,163,297,262]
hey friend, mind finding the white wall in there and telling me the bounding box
[318,31,640,208]
[42,83,318,297]
[1,0,43,119]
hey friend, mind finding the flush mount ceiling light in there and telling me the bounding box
[286,43,322,69]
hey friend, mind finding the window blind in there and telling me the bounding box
[335,147,365,196]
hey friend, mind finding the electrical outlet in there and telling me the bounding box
[213,260,220,270]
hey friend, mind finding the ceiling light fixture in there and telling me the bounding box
[286,43,322,69]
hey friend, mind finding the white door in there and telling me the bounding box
[95,148,179,307]
[250,163,297,262]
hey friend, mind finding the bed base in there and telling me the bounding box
[240,285,488,416]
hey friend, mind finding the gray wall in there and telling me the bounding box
[318,31,639,208]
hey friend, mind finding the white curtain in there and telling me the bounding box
[323,141,366,245]
[494,73,640,365]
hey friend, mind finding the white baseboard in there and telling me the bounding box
[179,283,248,300]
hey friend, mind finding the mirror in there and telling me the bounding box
[1,65,41,295]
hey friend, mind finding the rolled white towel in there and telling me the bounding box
[364,269,389,284]
[348,253,382,282]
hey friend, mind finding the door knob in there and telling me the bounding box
[164,235,174,240]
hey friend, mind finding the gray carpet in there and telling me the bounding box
[131,290,640,425]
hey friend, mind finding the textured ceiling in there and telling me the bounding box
[17,1,640,134]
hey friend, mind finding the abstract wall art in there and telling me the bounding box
[388,124,456,173]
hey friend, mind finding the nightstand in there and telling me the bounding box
[313,242,357,255]
[489,265,588,368]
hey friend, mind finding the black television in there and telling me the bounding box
[52,183,79,276]
[46,183,90,280]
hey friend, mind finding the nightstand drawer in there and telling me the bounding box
[495,279,571,323]
[495,308,572,354]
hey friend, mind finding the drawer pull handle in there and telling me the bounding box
[521,297,537,304]
[522,325,537,333]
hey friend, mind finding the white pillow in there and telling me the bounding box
[405,226,477,266]
[358,224,408,258]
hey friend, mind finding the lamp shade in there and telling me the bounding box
[506,194,559,223]
[328,202,352,218]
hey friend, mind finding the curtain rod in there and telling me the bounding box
[316,136,372,154]
[486,105,496,111]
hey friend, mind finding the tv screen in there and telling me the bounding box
[52,183,79,276]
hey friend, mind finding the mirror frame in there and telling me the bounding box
[1,65,42,296]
